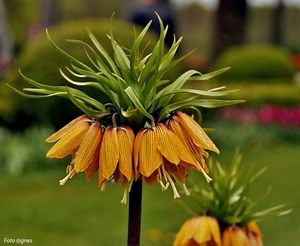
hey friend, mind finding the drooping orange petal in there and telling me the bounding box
[155,123,180,164]
[208,216,222,246]
[74,123,103,172]
[46,115,90,142]
[98,168,106,188]
[138,128,163,177]
[117,126,134,181]
[173,216,200,246]
[133,128,147,180]
[247,232,263,246]
[246,222,263,238]
[174,111,219,154]
[46,120,91,158]
[222,226,251,246]
[165,119,204,170]
[164,159,187,183]
[99,127,119,180]
[193,216,213,244]
[193,216,221,246]
[165,117,194,156]
[144,169,158,186]
[85,154,99,181]
[244,222,263,246]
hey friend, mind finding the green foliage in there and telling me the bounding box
[4,18,160,129]
[0,126,66,175]
[222,82,300,106]
[214,44,295,81]
[180,149,291,229]
[3,0,123,52]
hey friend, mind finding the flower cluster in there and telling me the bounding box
[217,105,300,127]
[10,15,241,203]
[173,216,263,246]
[46,110,219,203]
[173,149,291,245]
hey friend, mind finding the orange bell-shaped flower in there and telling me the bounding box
[222,226,251,246]
[173,216,221,246]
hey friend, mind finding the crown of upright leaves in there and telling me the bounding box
[10,14,242,128]
[180,149,292,227]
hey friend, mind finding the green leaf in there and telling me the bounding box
[156,70,201,107]
[66,86,105,118]
[158,99,244,122]
[156,88,240,100]
[6,84,64,99]
[124,86,153,120]
[130,20,152,73]
[83,24,120,76]
[188,67,231,81]
[46,29,94,72]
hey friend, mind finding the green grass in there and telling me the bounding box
[0,169,188,245]
[0,124,299,245]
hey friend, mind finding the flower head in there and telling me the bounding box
[13,15,243,203]
[173,150,291,245]
[134,123,199,198]
[165,111,219,182]
[244,222,263,246]
[173,216,221,246]
[222,226,250,246]
[99,125,135,204]
[46,115,92,158]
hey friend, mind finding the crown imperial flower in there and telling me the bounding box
[11,15,243,203]
[173,150,291,245]
[173,215,221,246]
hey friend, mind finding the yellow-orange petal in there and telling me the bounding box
[193,216,221,246]
[133,128,147,180]
[143,169,159,186]
[85,154,99,181]
[222,226,251,246]
[99,127,119,180]
[165,117,198,158]
[135,128,163,177]
[117,126,134,181]
[155,123,181,164]
[74,122,103,172]
[164,159,187,183]
[173,216,200,246]
[46,120,91,158]
[46,115,90,142]
[247,232,263,246]
[246,222,263,238]
[174,111,219,154]
[244,222,263,246]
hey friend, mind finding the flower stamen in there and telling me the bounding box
[182,183,190,196]
[100,182,106,192]
[157,173,168,191]
[165,171,180,199]
[121,187,128,204]
[59,168,76,186]
[198,163,212,183]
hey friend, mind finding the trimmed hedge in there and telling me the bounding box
[214,44,295,81]
[3,18,164,130]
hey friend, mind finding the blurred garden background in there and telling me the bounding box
[0,0,299,245]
